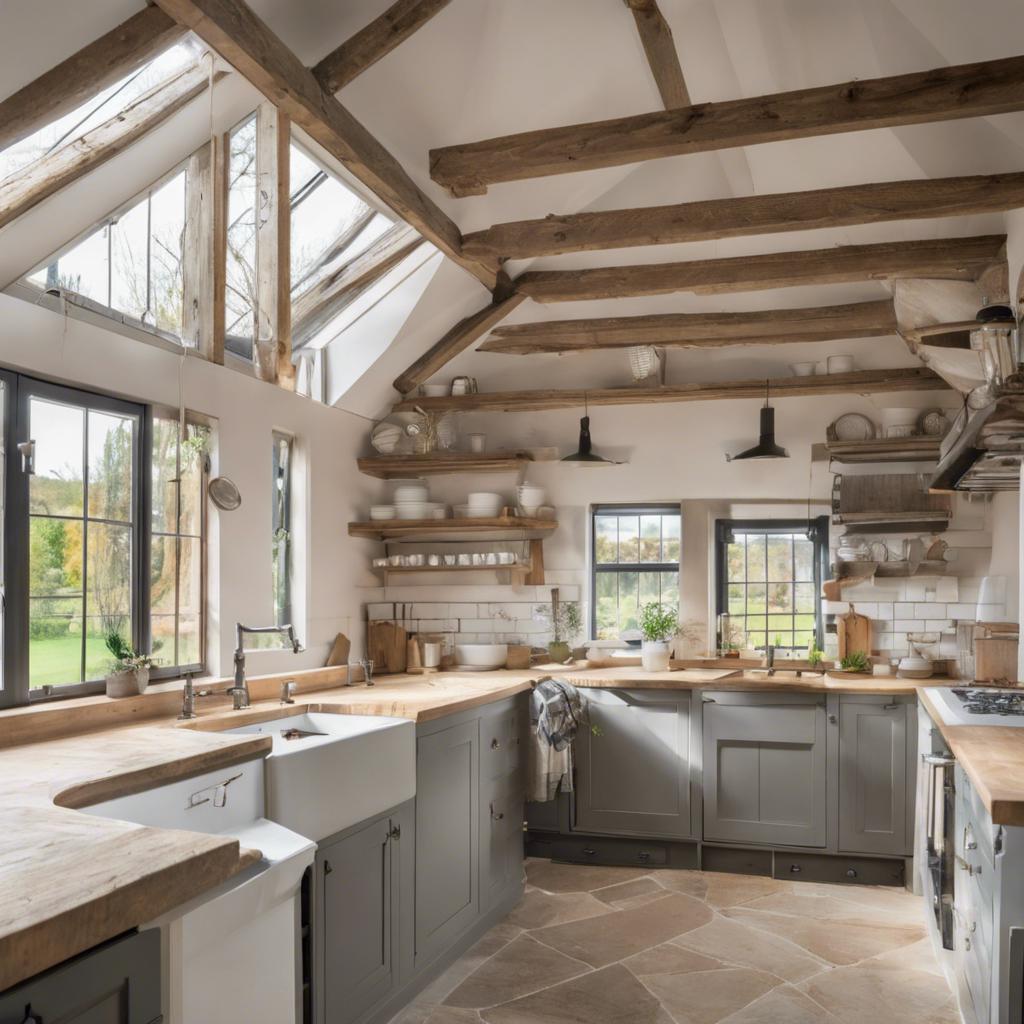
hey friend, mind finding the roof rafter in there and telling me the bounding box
[463,172,1024,263]
[624,0,690,109]
[393,367,949,413]
[0,62,223,232]
[478,300,897,354]
[152,0,499,290]
[312,0,453,94]
[0,6,188,154]
[430,54,1024,195]
[514,235,1008,302]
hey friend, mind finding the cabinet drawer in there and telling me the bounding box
[481,705,523,781]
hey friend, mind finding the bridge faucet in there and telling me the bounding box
[231,623,303,710]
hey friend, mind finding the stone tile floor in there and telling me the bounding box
[391,858,961,1024]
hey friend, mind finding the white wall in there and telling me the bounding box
[0,294,379,677]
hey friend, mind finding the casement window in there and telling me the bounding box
[0,372,207,706]
[272,431,293,629]
[591,505,681,641]
[715,518,829,653]
[24,168,188,343]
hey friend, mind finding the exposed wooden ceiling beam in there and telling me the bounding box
[514,234,1007,303]
[462,172,1024,263]
[392,293,527,395]
[479,300,897,354]
[0,63,221,232]
[0,6,187,155]
[312,0,452,94]
[625,0,690,109]
[152,0,498,290]
[393,367,948,414]
[430,55,1024,195]
[293,223,426,345]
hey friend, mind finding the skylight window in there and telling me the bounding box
[0,40,200,184]
[27,169,187,341]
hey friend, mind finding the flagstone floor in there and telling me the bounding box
[390,858,960,1024]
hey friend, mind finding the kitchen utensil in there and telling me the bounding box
[791,361,817,376]
[827,355,855,373]
[370,421,402,453]
[829,414,875,442]
[325,633,351,668]
[209,476,242,511]
[468,433,486,453]
[367,619,407,674]
[837,605,871,661]
[455,643,509,670]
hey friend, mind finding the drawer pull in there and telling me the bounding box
[789,864,802,873]
[490,803,505,821]
[828,714,838,725]
[491,738,501,750]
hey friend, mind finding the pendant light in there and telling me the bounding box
[726,380,789,461]
[562,392,618,465]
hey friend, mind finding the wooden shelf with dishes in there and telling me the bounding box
[373,562,539,585]
[348,516,558,543]
[824,436,942,464]
[357,452,534,478]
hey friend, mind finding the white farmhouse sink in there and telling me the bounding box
[224,712,415,841]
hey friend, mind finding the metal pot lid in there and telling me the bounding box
[209,476,242,511]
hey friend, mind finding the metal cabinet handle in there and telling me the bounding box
[828,714,838,724]
[883,702,900,711]
[702,697,716,704]
[490,803,504,821]
[964,825,978,851]
[491,738,501,750]
[323,860,333,875]
[389,824,401,841]
[922,754,956,768]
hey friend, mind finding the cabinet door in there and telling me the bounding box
[0,930,161,1024]
[415,719,479,966]
[482,775,525,911]
[322,816,396,1024]
[703,693,827,847]
[838,697,909,855]
[574,689,691,839]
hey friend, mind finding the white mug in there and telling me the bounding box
[422,642,441,668]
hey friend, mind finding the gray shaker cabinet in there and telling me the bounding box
[0,929,161,1024]
[702,691,828,847]
[321,813,402,1024]
[415,718,480,967]
[838,695,915,856]
[574,688,693,839]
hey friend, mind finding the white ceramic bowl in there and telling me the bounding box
[394,486,428,503]
[455,643,508,670]
[517,485,546,505]
[369,504,396,520]
[396,504,427,519]
[468,491,502,506]
[791,362,817,376]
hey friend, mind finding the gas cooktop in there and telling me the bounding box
[952,688,1024,716]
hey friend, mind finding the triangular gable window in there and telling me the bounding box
[25,168,187,342]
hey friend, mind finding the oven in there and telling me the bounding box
[923,733,957,950]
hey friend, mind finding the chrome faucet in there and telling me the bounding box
[764,644,776,677]
[231,623,303,710]
[178,673,215,720]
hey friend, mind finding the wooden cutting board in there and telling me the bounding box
[325,633,351,667]
[838,605,871,660]
[368,621,407,674]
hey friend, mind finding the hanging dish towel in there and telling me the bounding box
[529,677,583,802]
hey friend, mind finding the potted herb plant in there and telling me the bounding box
[104,630,154,698]
[640,602,679,672]
[537,593,581,664]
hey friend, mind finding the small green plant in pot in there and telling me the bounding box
[537,594,581,664]
[640,602,679,672]
[105,630,154,698]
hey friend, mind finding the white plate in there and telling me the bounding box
[831,413,876,442]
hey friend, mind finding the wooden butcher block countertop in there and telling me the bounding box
[0,661,971,993]
[918,687,1024,828]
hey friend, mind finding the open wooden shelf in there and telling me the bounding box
[348,516,558,543]
[835,558,950,580]
[831,509,951,533]
[374,562,536,585]
[825,437,942,464]
[357,452,533,478]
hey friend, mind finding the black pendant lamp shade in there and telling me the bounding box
[726,381,789,461]
[562,395,616,464]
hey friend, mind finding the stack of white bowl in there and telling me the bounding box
[516,484,546,517]
[394,482,429,520]
[369,504,396,521]
[466,491,502,518]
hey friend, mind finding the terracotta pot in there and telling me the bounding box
[105,666,149,698]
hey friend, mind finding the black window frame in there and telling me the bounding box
[590,503,682,641]
[272,430,293,629]
[714,516,830,653]
[1,369,208,707]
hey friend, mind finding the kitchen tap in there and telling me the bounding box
[764,644,776,677]
[178,673,216,720]
[231,623,303,710]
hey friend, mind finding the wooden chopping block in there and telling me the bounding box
[838,605,871,660]
[975,637,1019,683]
[368,620,407,674]
[325,632,351,667]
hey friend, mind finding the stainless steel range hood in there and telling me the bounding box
[930,390,1024,492]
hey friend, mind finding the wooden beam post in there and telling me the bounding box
[152,0,499,290]
[462,172,1024,263]
[392,367,949,414]
[625,0,690,109]
[0,7,187,154]
[392,293,527,395]
[182,135,228,363]
[253,102,293,387]
[312,0,452,94]
[429,55,1024,195]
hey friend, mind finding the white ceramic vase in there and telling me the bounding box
[641,640,670,672]
[105,666,149,698]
